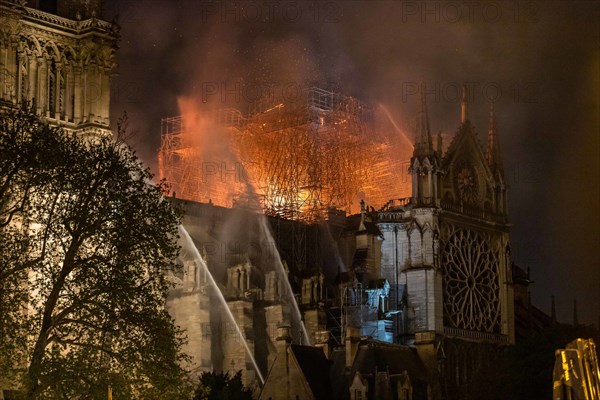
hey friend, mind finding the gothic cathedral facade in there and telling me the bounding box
[0,0,117,135]
[375,86,513,394]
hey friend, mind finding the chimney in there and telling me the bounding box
[315,330,331,359]
[345,326,361,368]
[375,370,392,400]
[276,324,292,353]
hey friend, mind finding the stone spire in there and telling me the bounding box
[460,85,469,124]
[484,101,507,215]
[413,84,433,157]
[486,102,503,168]
[409,84,442,206]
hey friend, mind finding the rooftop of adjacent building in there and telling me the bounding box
[330,338,430,400]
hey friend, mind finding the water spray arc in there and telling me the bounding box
[178,225,265,385]
[378,103,413,148]
[258,217,311,346]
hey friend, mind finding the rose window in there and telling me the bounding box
[442,229,500,333]
[454,163,479,204]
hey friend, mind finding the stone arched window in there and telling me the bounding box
[48,60,56,115]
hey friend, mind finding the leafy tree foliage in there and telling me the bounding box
[0,106,191,399]
[193,371,253,400]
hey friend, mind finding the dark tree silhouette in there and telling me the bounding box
[193,371,253,400]
[0,106,191,399]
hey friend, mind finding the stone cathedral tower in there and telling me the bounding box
[0,0,118,135]
[376,85,514,395]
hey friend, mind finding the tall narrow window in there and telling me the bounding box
[58,72,64,117]
[19,60,28,103]
[48,62,56,115]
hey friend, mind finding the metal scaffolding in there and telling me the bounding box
[158,109,246,205]
[158,87,410,223]
[241,87,377,223]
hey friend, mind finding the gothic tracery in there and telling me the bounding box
[441,227,501,333]
[0,4,117,130]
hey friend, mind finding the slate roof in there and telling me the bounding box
[345,214,382,237]
[330,349,351,400]
[330,339,430,400]
[361,221,383,237]
[353,341,428,380]
[345,214,362,231]
[512,263,531,286]
[290,345,332,400]
[514,297,553,340]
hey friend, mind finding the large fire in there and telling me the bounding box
[158,88,412,221]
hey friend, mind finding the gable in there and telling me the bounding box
[350,371,368,391]
[259,347,316,400]
[441,122,496,208]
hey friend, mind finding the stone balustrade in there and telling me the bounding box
[443,326,508,344]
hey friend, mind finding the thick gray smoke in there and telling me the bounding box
[108,1,599,325]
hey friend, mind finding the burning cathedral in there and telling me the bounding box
[160,86,514,399]
[1,1,520,398]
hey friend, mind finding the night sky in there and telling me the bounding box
[105,0,599,326]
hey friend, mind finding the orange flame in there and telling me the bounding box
[159,94,412,220]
